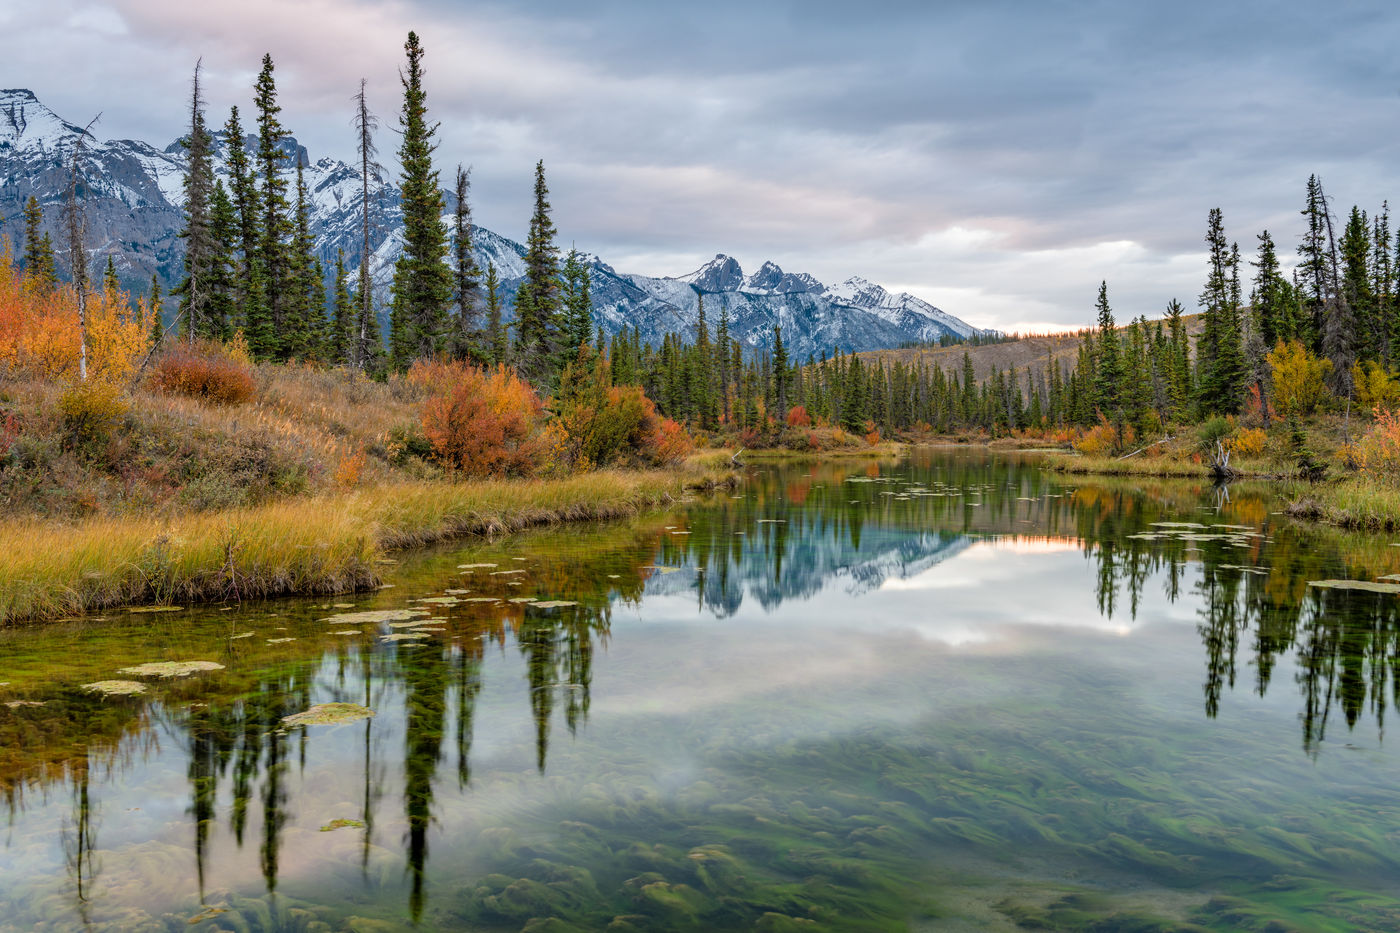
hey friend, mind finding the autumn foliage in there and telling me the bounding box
[1268,341,1331,418]
[549,349,695,469]
[0,248,149,385]
[1352,407,1400,484]
[786,405,812,427]
[150,338,256,403]
[411,359,546,476]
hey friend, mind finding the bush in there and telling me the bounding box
[1268,341,1331,417]
[59,381,128,443]
[1352,361,1400,410]
[1197,415,1234,451]
[1073,414,1134,456]
[1352,407,1400,485]
[413,360,545,477]
[648,418,695,465]
[1228,427,1268,458]
[786,405,812,427]
[150,340,256,404]
[0,410,18,462]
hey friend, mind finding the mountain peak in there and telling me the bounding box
[678,253,744,292]
[742,260,824,295]
[1,89,95,152]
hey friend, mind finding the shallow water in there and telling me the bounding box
[3,448,1400,931]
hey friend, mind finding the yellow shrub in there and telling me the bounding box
[1352,360,1400,410]
[1268,340,1331,417]
[1073,415,1134,456]
[1228,427,1268,458]
[58,380,128,439]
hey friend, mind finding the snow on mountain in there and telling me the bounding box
[0,88,985,357]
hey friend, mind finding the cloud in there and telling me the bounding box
[8,0,1400,330]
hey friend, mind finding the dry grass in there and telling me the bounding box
[1285,476,1400,532]
[0,461,734,627]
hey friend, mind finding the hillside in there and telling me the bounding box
[858,314,1205,384]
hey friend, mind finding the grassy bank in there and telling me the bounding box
[0,464,733,627]
[1283,476,1400,532]
[1042,452,1278,478]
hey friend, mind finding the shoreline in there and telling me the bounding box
[0,463,736,628]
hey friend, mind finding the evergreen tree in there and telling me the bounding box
[331,250,354,364]
[450,164,482,359]
[20,197,56,287]
[1341,205,1375,360]
[223,106,260,332]
[716,303,732,424]
[561,248,593,360]
[286,159,321,358]
[389,31,452,369]
[1251,230,1288,347]
[148,275,165,350]
[1196,209,1247,412]
[514,160,562,384]
[206,180,238,339]
[177,60,214,343]
[102,255,120,296]
[253,54,293,359]
[1092,281,1122,414]
[1372,202,1395,364]
[484,263,507,365]
[772,325,789,417]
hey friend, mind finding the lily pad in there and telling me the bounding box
[229,632,255,640]
[331,630,361,635]
[117,661,224,679]
[508,597,538,603]
[127,606,184,614]
[1379,574,1400,582]
[531,600,579,609]
[282,703,375,727]
[83,680,148,696]
[323,609,430,625]
[381,632,430,641]
[643,566,682,574]
[320,818,366,832]
[1307,579,1400,593]
[490,569,526,576]
[463,597,500,603]
[457,563,498,569]
[5,699,47,708]
[266,637,296,644]
[414,596,461,605]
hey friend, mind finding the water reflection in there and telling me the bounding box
[1,450,1399,929]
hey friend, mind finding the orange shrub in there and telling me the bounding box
[1353,407,1400,484]
[414,360,545,476]
[648,417,695,465]
[1073,414,1135,456]
[150,340,256,403]
[786,405,812,427]
[0,250,149,385]
[0,411,19,459]
[865,428,881,446]
[334,447,368,487]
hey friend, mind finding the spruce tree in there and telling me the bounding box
[331,250,354,364]
[353,79,381,372]
[253,54,292,359]
[450,164,482,359]
[389,31,452,369]
[1251,230,1288,347]
[206,180,237,340]
[103,255,120,297]
[484,263,507,365]
[149,275,165,350]
[772,325,789,417]
[177,60,214,343]
[716,303,732,424]
[20,197,56,287]
[287,159,320,358]
[223,106,260,332]
[514,160,562,383]
[561,248,593,362]
[1372,202,1394,365]
[1092,281,1122,414]
[1341,205,1375,360]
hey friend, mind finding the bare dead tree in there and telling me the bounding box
[64,113,101,382]
[353,78,382,371]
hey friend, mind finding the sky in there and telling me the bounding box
[4,0,1399,332]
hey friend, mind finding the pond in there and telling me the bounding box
[2,448,1400,931]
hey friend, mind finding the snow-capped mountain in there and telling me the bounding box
[0,88,983,357]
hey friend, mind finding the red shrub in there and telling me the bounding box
[415,360,545,476]
[786,405,812,427]
[0,410,18,459]
[150,340,255,403]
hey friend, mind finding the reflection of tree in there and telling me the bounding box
[61,757,98,927]
[401,643,449,923]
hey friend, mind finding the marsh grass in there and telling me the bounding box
[0,465,731,626]
[1284,475,1400,531]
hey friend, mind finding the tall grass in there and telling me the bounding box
[0,465,732,626]
[1285,476,1400,531]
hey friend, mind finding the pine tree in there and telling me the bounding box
[389,31,452,369]
[253,54,293,359]
[772,325,789,417]
[20,197,56,287]
[1196,209,1247,413]
[223,106,260,332]
[484,263,507,365]
[177,60,214,343]
[1341,205,1375,360]
[450,164,482,359]
[1092,281,1122,414]
[331,250,354,364]
[716,303,732,424]
[286,159,320,358]
[561,248,593,361]
[514,160,562,383]
[1251,230,1288,347]
[149,275,165,350]
[103,255,120,297]
[206,180,237,340]
[1372,202,1394,365]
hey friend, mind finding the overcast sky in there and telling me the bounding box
[5,0,1399,331]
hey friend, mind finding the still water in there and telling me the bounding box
[3,449,1400,931]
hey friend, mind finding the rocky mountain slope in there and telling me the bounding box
[0,88,984,357]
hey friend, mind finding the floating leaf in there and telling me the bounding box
[531,600,579,609]
[117,661,224,679]
[331,630,361,636]
[381,632,430,641]
[266,638,296,644]
[1307,580,1400,593]
[643,566,682,574]
[490,569,526,576]
[457,563,498,569]
[414,596,461,605]
[322,609,430,625]
[5,699,46,708]
[229,632,255,640]
[282,703,375,727]
[320,818,366,832]
[463,597,500,603]
[83,680,148,696]
[127,606,184,614]
[508,597,537,603]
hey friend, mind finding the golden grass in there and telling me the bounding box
[0,463,733,627]
[1284,476,1400,532]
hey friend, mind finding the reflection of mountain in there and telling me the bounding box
[647,518,971,617]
